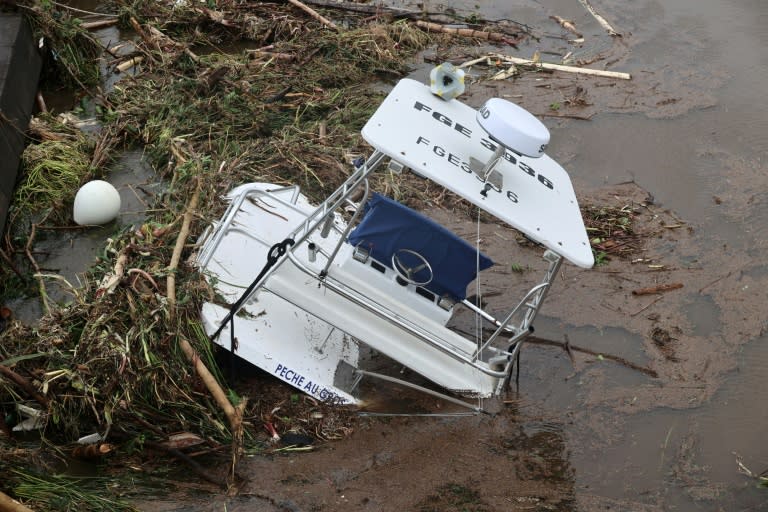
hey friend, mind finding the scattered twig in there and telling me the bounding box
[24,223,49,316]
[630,294,665,316]
[0,247,25,280]
[698,271,731,293]
[115,56,143,73]
[287,0,339,31]
[492,53,631,79]
[632,283,683,296]
[297,0,421,18]
[577,0,621,36]
[527,335,657,377]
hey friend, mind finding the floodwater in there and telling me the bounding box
[487,0,768,509]
[33,0,768,510]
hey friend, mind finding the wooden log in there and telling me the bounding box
[0,491,35,512]
[632,283,683,296]
[492,53,631,79]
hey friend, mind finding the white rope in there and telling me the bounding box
[475,206,484,410]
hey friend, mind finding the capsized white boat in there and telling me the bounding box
[194,66,594,409]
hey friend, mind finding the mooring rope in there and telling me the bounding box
[209,238,295,377]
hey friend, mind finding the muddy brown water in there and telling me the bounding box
[24,0,768,510]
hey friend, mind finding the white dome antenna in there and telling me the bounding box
[470,99,550,194]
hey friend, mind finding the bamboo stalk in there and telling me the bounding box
[492,53,631,79]
[178,338,237,427]
[287,0,339,31]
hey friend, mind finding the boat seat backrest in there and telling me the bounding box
[347,193,493,301]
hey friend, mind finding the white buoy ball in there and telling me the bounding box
[73,180,121,226]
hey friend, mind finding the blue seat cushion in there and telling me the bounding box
[348,193,493,300]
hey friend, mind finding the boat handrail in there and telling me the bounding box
[473,251,562,359]
[279,249,509,379]
[207,151,387,335]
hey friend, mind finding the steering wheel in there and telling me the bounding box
[391,249,433,286]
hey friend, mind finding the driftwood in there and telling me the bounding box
[0,491,35,512]
[492,53,631,80]
[632,283,683,296]
[527,336,658,378]
[287,0,338,31]
[416,20,522,45]
[577,0,621,36]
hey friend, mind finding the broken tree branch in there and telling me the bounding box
[492,53,631,79]
[528,336,658,378]
[167,181,200,319]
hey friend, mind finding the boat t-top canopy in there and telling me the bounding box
[348,193,493,301]
[361,79,594,268]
